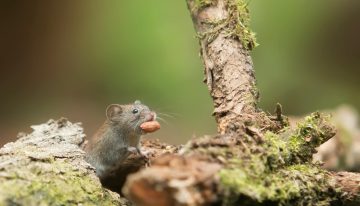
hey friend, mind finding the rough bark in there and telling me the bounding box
[123,0,360,205]
[0,118,128,206]
[332,172,360,206]
[187,0,277,134]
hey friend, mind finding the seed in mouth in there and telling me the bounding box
[140,121,160,133]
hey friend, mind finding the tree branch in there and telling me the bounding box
[187,0,264,134]
[123,1,360,205]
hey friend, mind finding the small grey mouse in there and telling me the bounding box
[84,100,156,180]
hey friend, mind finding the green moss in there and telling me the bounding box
[185,112,337,205]
[192,0,258,50]
[263,131,290,169]
[227,0,259,50]
[219,164,336,206]
[210,112,336,205]
[0,160,121,206]
[288,112,335,162]
[263,112,335,166]
[194,0,214,10]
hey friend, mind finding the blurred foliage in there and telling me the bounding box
[0,0,359,145]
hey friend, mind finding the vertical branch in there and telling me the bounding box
[186,0,260,134]
[123,2,360,205]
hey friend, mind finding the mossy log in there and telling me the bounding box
[123,113,360,205]
[0,118,128,206]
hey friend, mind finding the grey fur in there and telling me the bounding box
[85,101,155,179]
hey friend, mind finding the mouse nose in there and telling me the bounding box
[150,112,156,121]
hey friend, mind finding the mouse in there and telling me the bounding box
[84,100,160,181]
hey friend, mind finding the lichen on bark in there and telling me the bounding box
[193,0,258,50]
[216,113,338,205]
[187,0,267,134]
[0,119,128,206]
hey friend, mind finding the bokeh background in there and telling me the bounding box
[0,0,359,146]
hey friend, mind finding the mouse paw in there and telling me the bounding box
[138,150,152,166]
[127,146,138,154]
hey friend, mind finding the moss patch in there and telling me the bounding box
[263,112,336,167]
[0,160,121,206]
[219,164,336,205]
[227,0,259,50]
[193,0,215,10]
[187,112,337,205]
[192,0,258,50]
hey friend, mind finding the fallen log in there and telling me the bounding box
[0,118,127,205]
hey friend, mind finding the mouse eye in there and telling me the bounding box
[132,109,139,114]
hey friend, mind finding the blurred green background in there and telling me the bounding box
[0,0,359,146]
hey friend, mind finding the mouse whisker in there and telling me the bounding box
[156,116,169,125]
[157,112,177,119]
[133,120,142,129]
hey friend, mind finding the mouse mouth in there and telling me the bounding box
[138,112,160,134]
[143,112,156,123]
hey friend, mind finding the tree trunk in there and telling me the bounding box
[188,0,260,134]
[123,0,360,205]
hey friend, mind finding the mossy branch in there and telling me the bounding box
[122,1,360,205]
[187,0,265,134]
[0,119,128,206]
[124,113,359,205]
[265,112,336,167]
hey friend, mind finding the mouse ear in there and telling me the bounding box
[134,100,141,105]
[106,104,123,122]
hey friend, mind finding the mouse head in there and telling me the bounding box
[106,100,156,134]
